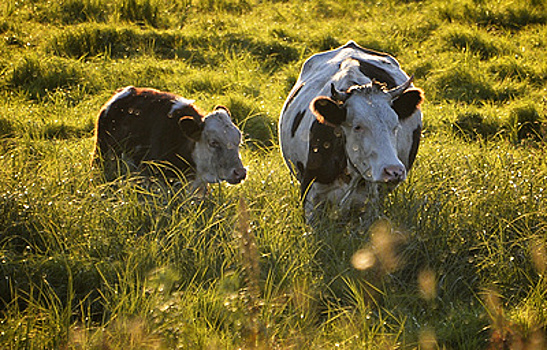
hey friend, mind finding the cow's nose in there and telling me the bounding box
[228,167,247,184]
[382,165,406,183]
[235,167,247,181]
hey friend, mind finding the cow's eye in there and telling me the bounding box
[209,140,220,148]
[353,125,365,132]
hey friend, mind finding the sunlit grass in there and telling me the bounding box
[0,0,546,348]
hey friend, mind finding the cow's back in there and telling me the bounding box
[93,87,199,179]
[297,41,401,88]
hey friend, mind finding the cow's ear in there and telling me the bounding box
[214,105,231,116]
[392,88,424,120]
[178,116,203,141]
[311,96,347,127]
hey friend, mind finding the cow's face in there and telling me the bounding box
[179,106,246,185]
[311,80,423,184]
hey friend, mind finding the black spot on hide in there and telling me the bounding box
[285,82,305,112]
[357,60,397,88]
[301,121,346,198]
[291,110,306,138]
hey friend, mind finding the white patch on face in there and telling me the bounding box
[192,109,245,184]
[342,92,405,182]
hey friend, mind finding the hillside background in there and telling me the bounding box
[0,0,546,349]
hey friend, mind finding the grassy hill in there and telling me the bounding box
[0,0,546,348]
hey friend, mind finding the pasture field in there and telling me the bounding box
[0,0,546,348]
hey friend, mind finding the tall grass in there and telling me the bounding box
[0,0,546,348]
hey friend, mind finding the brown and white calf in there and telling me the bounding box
[279,41,424,219]
[92,86,246,191]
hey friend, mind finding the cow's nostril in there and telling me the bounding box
[234,168,247,180]
[383,165,406,182]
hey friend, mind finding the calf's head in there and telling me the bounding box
[311,77,423,184]
[179,106,246,185]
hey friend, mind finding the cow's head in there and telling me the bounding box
[179,106,246,185]
[311,76,423,184]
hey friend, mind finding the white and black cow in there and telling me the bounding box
[92,86,246,192]
[279,41,423,218]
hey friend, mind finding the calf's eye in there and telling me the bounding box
[209,140,220,148]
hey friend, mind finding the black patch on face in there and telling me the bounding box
[301,121,346,198]
[357,60,397,88]
[291,110,306,138]
[408,126,421,171]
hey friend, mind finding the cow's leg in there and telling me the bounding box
[189,179,208,199]
[348,183,382,227]
[304,181,345,223]
[302,182,321,224]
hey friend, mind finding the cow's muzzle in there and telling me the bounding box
[381,165,406,183]
[226,167,247,185]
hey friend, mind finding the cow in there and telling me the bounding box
[278,41,424,220]
[92,86,247,193]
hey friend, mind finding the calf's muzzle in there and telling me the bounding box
[227,167,247,185]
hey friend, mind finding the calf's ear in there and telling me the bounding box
[178,116,203,141]
[392,88,424,120]
[214,105,231,116]
[311,97,347,127]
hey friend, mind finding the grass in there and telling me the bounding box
[0,0,546,349]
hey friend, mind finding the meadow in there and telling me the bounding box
[0,0,546,348]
